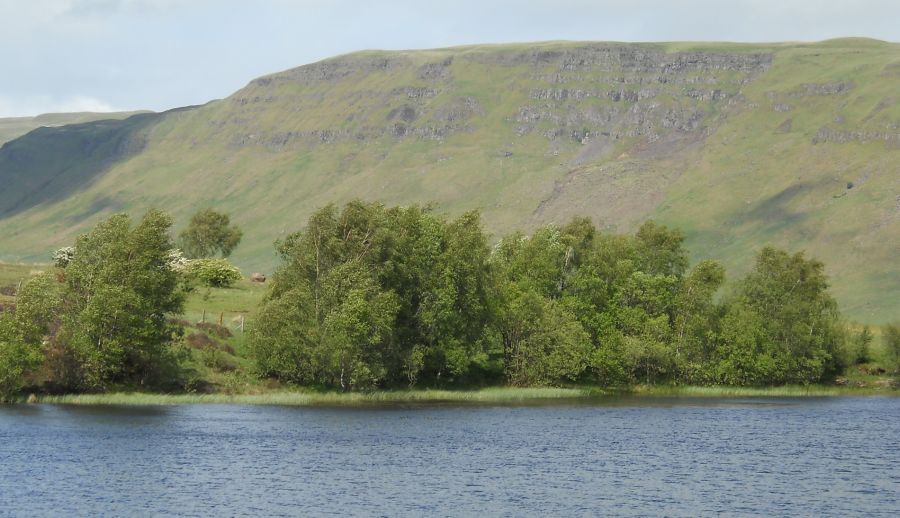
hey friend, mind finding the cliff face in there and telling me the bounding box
[220,44,772,150]
[0,39,898,322]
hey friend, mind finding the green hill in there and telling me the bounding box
[0,111,148,146]
[0,39,898,323]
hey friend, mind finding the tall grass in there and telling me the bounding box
[34,387,594,406]
[631,384,895,397]
[28,384,897,406]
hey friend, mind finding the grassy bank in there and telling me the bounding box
[630,384,898,397]
[26,384,898,406]
[32,387,598,406]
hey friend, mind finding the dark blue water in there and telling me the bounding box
[1,397,898,517]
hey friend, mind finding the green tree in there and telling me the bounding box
[0,315,42,401]
[713,247,845,385]
[884,324,900,372]
[317,262,399,389]
[253,201,495,388]
[14,273,62,345]
[0,273,61,400]
[671,260,725,381]
[561,232,634,385]
[490,225,592,385]
[252,266,399,391]
[409,210,494,382]
[59,210,185,389]
[496,288,591,386]
[851,326,874,365]
[252,258,400,390]
[179,208,243,258]
[634,220,689,278]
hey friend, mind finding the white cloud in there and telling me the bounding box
[0,94,121,118]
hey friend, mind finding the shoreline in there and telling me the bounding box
[17,384,899,407]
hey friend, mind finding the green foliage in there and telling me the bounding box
[712,247,846,385]
[252,263,399,390]
[849,326,874,365]
[252,201,495,389]
[0,201,864,395]
[179,209,243,259]
[0,272,60,400]
[56,209,185,389]
[496,289,591,386]
[884,324,900,372]
[14,273,62,345]
[671,260,726,381]
[0,314,42,401]
[185,258,242,288]
[490,228,592,385]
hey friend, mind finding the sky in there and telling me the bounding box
[1,0,899,117]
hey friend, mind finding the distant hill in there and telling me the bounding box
[0,111,148,146]
[0,38,898,322]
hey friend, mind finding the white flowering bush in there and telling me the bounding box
[184,258,242,287]
[166,249,189,272]
[52,247,75,268]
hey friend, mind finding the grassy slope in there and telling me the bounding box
[0,111,147,146]
[0,39,897,322]
[0,263,47,309]
[655,39,900,323]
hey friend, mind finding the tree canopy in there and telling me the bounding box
[179,208,243,258]
[250,202,852,390]
[0,209,185,396]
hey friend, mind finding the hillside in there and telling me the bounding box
[0,111,147,146]
[0,39,898,322]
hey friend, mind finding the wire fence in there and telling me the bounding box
[186,309,251,334]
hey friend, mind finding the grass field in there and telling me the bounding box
[0,262,45,309]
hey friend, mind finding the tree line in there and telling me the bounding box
[251,201,856,390]
[0,201,895,399]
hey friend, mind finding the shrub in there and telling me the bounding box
[0,315,41,402]
[185,258,242,288]
[885,324,900,372]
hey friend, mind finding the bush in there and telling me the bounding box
[885,324,900,373]
[166,249,189,272]
[185,258,242,288]
[0,315,41,402]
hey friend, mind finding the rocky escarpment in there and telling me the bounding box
[220,45,773,154]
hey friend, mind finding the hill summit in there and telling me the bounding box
[0,38,898,322]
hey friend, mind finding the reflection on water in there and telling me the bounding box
[1,397,898,516]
